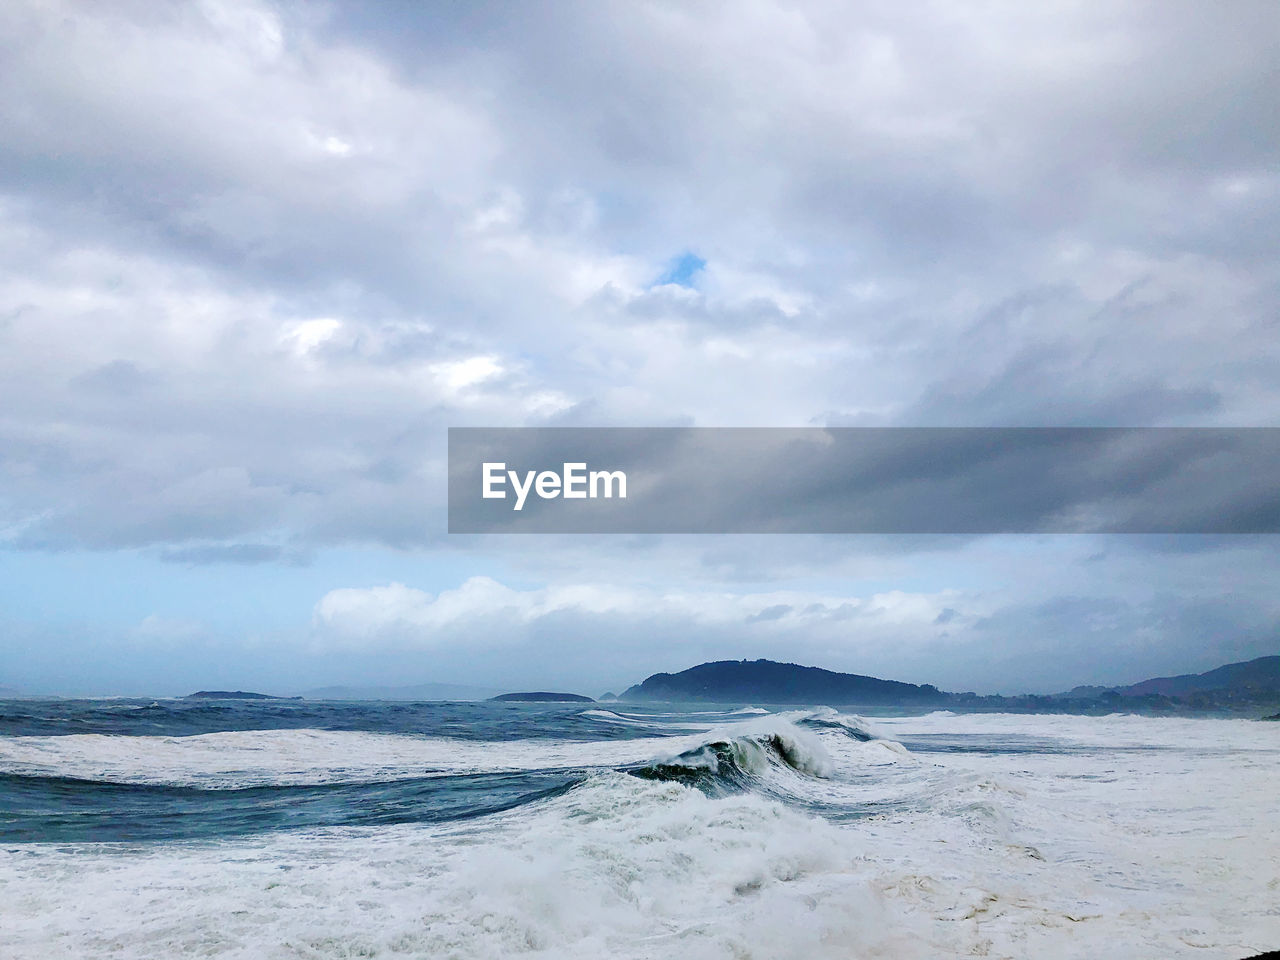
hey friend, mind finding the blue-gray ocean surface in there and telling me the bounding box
[1,698,1277,958]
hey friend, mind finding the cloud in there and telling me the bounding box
[312,576,970,646]
[0,0,1277,691]
[3,0,1277,550]
[158,542,308,566]
[305,570,1279,694]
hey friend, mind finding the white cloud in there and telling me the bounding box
[429,355,505,394]
[281,317,343,354]
[0,0,1277,691]
[311,575,974,651]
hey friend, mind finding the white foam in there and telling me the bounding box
[0,714,873,789]
[2,714,1277,958]
[0,729,677,788]
[0,774,892,959]
[579,709,696,729]
[649,715,836,780]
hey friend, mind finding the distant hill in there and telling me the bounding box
[617,654,1280,715]
[490,692,594,703]
[620,659,948,705]
[186,690,300,700]
[1116,656,1280,698]
[300,682,502,701]
[1048,685,1114,700]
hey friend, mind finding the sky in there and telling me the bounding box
[1,0,1278,697]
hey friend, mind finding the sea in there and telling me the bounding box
[1,698,1277,959]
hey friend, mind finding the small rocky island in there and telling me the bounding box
[489,692,595,703]
[185,691,301,700]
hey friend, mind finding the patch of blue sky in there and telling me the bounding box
[0,545,505,632]
[654,251,706,289]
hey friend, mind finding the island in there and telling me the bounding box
[617,655,1280,715]
[489,692,595,703]
[184,691,302,700]
[621,659,947,705]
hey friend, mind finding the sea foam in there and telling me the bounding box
[1,711,1277,958]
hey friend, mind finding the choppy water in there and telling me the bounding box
[1,698,1277,958]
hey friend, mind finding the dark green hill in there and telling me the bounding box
[619,659,948,705]
[1118,655,1280,698]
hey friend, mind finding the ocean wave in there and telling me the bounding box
[3,712,1278,958]
[0,712,913,844]
[624,712,922,814]
[795,707,881,741]
[578,708,695,729]
[0,772,889,959]
[7,732,1276,960]
[0,712,906,793]
[0,729,678,789]
[632,725,831,792]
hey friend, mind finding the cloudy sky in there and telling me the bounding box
[1,0,1277,697]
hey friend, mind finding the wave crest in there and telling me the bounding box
[633,720,832,792]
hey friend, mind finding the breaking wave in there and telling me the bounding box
[3,700,1277,959]
[632,721,832,792]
